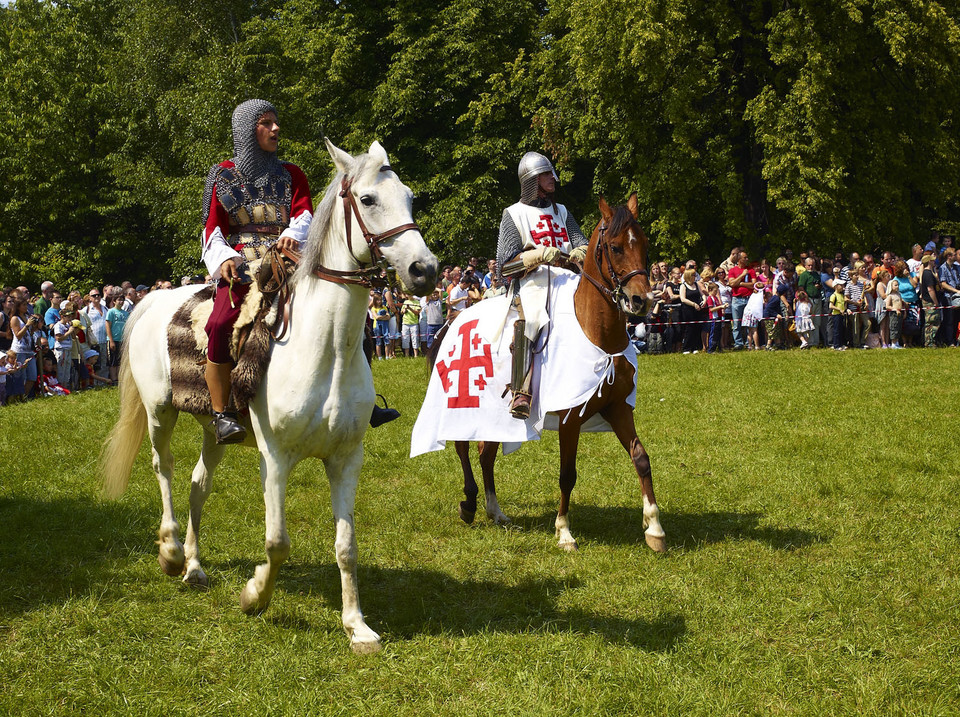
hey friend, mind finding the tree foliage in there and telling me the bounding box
[1,0,959,286]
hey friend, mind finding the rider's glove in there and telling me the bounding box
[522,246,560,270]
[568,246,588,264]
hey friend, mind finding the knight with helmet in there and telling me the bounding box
[497,151,588,419]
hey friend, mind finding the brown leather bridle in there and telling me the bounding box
[312,168,421,287]
[579,221,648,310]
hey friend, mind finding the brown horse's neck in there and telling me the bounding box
[574,246,630,355]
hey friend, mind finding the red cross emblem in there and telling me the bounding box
[436,319,494,409]
[530,214,568,248]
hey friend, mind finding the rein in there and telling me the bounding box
[579,221,647,309]
[311,169,420,288]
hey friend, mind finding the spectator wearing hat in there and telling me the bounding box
[83,348,113,386]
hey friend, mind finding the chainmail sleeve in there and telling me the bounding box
[566,212,587,248]
[496,210,523,282]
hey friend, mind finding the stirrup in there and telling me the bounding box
[211,410,247,445]
[509,391,532,420]
[370,394,400,428]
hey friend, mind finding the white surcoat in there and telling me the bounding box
[503,202,575,341]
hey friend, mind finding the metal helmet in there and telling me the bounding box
[518,151,558,205]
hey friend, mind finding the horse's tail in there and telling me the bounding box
[100,324,147,499]
[426,322,450,370]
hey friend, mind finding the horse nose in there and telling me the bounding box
[408,259,438,292]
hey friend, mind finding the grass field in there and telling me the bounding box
[1,348,959,715]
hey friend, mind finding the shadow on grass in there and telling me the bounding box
[273,562,685,652]
[0,494,154,617]
[488,504,823,552]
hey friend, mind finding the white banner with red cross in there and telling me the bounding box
[411,269,637,458]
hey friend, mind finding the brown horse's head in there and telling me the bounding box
[589,193,652,316]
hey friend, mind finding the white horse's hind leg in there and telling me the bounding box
[150,406,184,576]
[239,453,291,616]
[182,430,225,588]
[326,448,381,654]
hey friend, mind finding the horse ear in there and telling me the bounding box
[598,195,613,220]
[627,192,639,219]
[368,140,390,166]
[324,137,354,174]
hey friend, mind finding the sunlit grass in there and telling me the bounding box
[1,348,958,714]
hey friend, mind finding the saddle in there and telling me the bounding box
[166,274,284,416]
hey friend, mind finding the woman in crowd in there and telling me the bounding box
[874,268,891,348]
[844,260,869,349]
[893,260,919,346]
[679,267,706,354]
[661,266,683,351]
[9,291,39,399]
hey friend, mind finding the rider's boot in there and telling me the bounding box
[205,360,247,444]
[370,394,401,427]
[509,319,533,420]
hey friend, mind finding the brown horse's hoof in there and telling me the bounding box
[459,502,476,524]
[645,533,667,553]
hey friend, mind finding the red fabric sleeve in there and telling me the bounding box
[285,163,313,218]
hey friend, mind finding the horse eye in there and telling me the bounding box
[360,195,376,207]
[611,245,624,255]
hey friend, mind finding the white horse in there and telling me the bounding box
[101,139,438,654]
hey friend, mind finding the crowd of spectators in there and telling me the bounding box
[0,276,208,405]
[635,233,960,354]
[368,257,505,358]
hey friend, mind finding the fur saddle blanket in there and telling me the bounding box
[410,269,637,458]
[166,282,279,415]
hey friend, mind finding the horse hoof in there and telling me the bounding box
[459,503,476,525]
[239,580,267,616]
[183,568,209,589]
[351,636,382,655]
[558,538,579,552]
[158,551,185,577]
[645,533,667,553]
[490,513,512,526]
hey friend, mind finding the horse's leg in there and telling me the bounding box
[456,441,478,524]
[150,405,184,576]
[239,452,292,616]
[555,419,581,551]
[479,442,510,525]
[602,402,666,553]
[325,446,381,654]
[182,430,226,588]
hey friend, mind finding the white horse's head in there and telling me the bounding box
[317,138,438,295]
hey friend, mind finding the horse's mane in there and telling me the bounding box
[293,151,380,287]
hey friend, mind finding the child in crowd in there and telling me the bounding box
[368,292,390,360]
[83,349,114,386]
[705,282,726,353]
[0,349,28,405]
[105,294,129,383]
[762,286,784,350]
[40,353,70,396]
[53,302,79,389]
[794,290,815,348]
[829,279,847,350]
[885,280,904,349]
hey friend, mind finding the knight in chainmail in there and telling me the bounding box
[497,151,588,419]
[200,99,314,444]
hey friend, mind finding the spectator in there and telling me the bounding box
[938,248,960,345]
[918,254,942,348]
[715,267,733,349]
[829,279,847,350]
[874,269,892,348]
[105,293,129,383]
[422,290,444,348]
[400,292,422,358]
[368,291,390,360]
[0,293,13,353]
[483,274,506,299]
[43,290,63,335]
[728,250,757,350]
[447,272,471,321]
[704,282,726,353]
[794,290,815,348]
[9,293,40,399]
[53,302,79,390]
[886,279,905,348]
[82,288,109,378]
[845,261,869,349]
[678,267,705,354]
[907,244,923,274]
[33,281,54,329]
[893,260,919,345]
[762,286,784,350]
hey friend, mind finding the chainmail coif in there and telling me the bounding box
[201,99,286,226]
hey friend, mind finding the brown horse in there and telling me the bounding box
[442,194,666,553]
